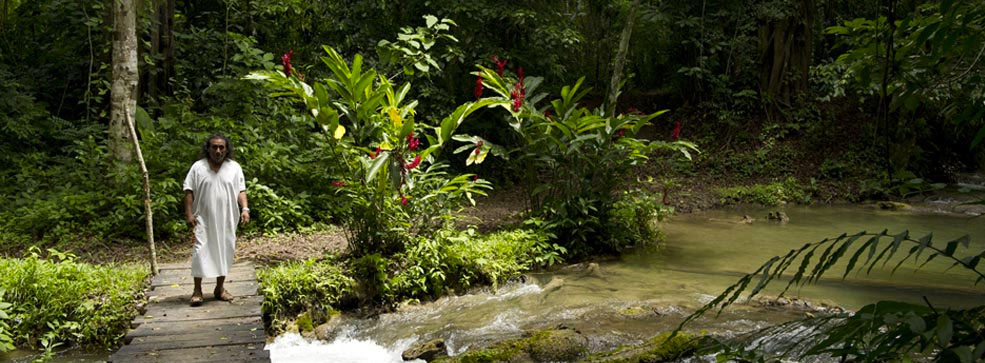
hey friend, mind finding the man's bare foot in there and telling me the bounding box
[190,292,203,307]
[214,288,234,301]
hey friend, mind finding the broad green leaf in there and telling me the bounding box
[365,151,390,183]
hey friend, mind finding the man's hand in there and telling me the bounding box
[241,210,250,224]
[186,215,198,228]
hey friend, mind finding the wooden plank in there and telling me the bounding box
[127,316,264,338]
[152,268,256,287]
[109,343,269,362]
[148,280,259,300]
[136,296,262,324]
[122,329,265,352]
[157,260,253,271]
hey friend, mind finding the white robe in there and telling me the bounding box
[183,159,246,278]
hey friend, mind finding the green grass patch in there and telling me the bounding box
[0,248,148,352]
[715,177,813,206]
[257,229,556,333]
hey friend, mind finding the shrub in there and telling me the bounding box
[606,189,672,251]
[715,177,812,206]
[468,67,697,255]
[256,255,355,326]
[0,248,147,351]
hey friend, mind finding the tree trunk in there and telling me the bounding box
[758,0,815,120]
[110,0,137,163]
[125,110,159,275]
[607,0,640,116]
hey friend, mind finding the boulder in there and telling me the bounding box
[402,338,446,361]
[585,263,603,278]
[314,313,345,341]
[433,326,588,363]
[542,277,565,294]
[767,211,789,222]
[740,215,756,224]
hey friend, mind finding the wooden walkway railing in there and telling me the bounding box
[109,260,270,362]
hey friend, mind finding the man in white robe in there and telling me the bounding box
[183,134,250,306]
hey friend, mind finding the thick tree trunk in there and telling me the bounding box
[110,0,137,163]
[758,0,815,120]
[607,0,640,116]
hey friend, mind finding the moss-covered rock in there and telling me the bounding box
[583,332,698,362]
[434,326,589,363]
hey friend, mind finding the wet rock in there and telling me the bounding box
[584,332,698,362]
[741,215,756,224]
[878,201,911,210]
[585,263,603,278]
[434,326,588,363]
[617,306,661,318]
[314,313,345,341]
[402,338,446,361]
[543,277,565,294]
[767,211,789,222]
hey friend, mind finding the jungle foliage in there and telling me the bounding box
[0,248,147,354]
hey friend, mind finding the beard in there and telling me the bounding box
[209,151,226,164]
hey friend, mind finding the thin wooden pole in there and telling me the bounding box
[125,112,159,275]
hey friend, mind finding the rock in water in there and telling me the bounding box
[585,262,603,278]
[543,277,565,294]
[767,211,789,222]
[402,338,446,361]
[741,215,755,224]
[878,201,911,210]
[314,313,344,341]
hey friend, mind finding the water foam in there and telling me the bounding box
[266,333,424,363]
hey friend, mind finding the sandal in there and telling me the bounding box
[190,294,203,307]
[214,288,234,301]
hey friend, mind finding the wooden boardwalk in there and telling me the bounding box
[109,260,270,362]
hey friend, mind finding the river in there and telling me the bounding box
[266,204,985,362]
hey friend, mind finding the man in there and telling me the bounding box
[183,134,250,306]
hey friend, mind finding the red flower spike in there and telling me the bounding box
[474,140,483,155]
[518,67,524,83]
[474,75,484,99]
[370,146,382,159]
[401,195,409,206]
[618,129,625,137]
[408,133,419,151]
[493,55,507,76]
[405,155,422,170]
[281,50,294,77]
[473,175,479,182]
[512,95,523,112]
[671,120,681,140]
[332,181,345,187]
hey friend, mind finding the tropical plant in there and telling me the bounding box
[248,29,493,256]
[674,230,985,362]
[467,65,698,254]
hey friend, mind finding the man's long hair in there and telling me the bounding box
[200,134,234,161]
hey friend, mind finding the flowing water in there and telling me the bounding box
[267,205,985,362]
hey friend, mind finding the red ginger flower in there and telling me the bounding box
[281,50,294,77]
[617,129,625,138]
[474,75,484,99]
[518,67,524,84]
[369,146,382,159]
[671,120,681,140]
[407,132,419,151]
[405,155,422,170]
[493,55,507,76]
[332,181,345,187]
[511,89,523,112]
[474,140,483,155]
[401,195,409,205]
